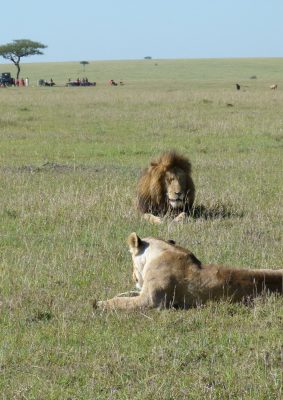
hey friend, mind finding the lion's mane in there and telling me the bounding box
[137,151,195,215]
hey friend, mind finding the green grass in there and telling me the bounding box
[0,58,282,399]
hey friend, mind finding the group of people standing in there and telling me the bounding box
[15,77,29,87]
[66,77,96,87]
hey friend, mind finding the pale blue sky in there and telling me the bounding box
[1,0,282,63]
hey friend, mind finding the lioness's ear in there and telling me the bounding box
[167,239,176,245]
[127,232,142,250]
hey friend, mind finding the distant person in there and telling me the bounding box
[20,78,25,86]
[236,83,240,90]
[25,77,29,87]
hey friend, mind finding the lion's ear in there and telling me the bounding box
[127,232,142,251]
[167,239,176,245]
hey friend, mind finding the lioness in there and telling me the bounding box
[95,233,283,310]
[137,151,195,224]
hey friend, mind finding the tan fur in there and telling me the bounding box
[95,233,283,310]
[137,151,195,224]
[270,84,278,90]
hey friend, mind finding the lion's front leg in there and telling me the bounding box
[173,211,187,223]
[143,213,163,224]
[173,211,188,222]
[94,293,152,311]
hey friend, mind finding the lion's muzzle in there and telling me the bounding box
[168,195,184,209]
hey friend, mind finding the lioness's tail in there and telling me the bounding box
[224,268,283,298]
[252,269,283,294]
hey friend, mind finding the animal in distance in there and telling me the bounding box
[270,84,278,90]
[95,233,283,310]
[137,151,195,224]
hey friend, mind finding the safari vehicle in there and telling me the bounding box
[0,72,14,86]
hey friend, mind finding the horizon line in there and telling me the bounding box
[1,56,283,65]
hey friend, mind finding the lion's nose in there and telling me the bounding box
[175,192,182,196]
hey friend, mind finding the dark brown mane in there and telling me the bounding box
[150,151,192,174]
[137,151,195,215]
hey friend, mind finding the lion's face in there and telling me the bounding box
[137,152,195,218]
[165,167,187,209]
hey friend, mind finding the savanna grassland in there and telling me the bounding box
[0,58,282,399]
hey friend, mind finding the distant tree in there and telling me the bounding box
[80,61,89,72]
[144,56,152,60]
[0,39,47,79]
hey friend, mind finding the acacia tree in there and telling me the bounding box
[0,39,47,79]
[80,61,89,72]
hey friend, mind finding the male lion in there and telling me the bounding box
[95,233,283,310]
[137,151,195,224]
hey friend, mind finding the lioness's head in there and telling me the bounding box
[127,233,201,291]
[127,232,177,290]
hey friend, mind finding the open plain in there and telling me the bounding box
[0,58,282,399]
